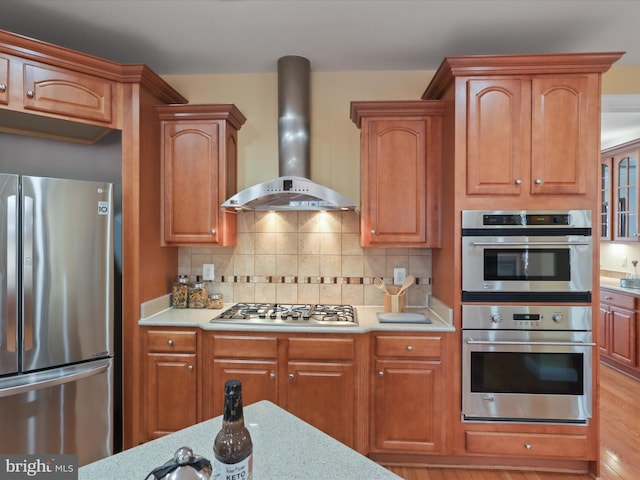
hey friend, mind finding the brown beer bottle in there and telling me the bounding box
[213,380,253,479]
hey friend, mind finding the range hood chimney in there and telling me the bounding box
[222,55,357,211]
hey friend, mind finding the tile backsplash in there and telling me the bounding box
[178,211,432,305]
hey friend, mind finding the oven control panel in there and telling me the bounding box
[462,305,591,331]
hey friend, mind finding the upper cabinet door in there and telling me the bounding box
[601,158,613,241]
[466,78,528,195]
[22,63,114,124]
[0,56,8,106]
[614,151,640,241]
[530,75,589,195]
[159,104,245,246]
[351,101,443,248]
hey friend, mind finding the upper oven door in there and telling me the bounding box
[462,330,594,423]
[461,235,592,298]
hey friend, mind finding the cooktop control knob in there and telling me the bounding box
[552,312,563,323]
[489,313,502,323]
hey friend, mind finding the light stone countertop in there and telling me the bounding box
[600,276,640,295]
[78,400,402,480]
[138,297,455,334]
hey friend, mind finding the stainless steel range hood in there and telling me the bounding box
[222,56,357,212]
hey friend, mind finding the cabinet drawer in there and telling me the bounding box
[147,330,197,353]
[601,289,636,310]
[288,337,354,361]
[465,431,588,458]
[375,335,442,359]
[212,335,278,358]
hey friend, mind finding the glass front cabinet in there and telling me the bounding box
[601,139,640,241]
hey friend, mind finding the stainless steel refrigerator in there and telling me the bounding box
[0,174,114,466]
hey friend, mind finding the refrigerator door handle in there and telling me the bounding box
[22,194,34,351]
[0,359,111,398]
[5,195,17,353]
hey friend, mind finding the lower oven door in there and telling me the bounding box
[462,330,594,423]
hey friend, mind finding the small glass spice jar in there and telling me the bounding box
[171,275,189,309]
[207,293,224,309]
[188,276,207,309]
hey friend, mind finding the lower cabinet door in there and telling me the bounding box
[373,359,444,453]
[206,359,278,418]
[610,307,638,367]
[145,353,197,439]
[285,361,354,447]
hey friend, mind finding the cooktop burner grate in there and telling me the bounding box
[211,303,357,326]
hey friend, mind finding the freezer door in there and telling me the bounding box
[0,358,113,466]
[21,176,113,372]
[0,173,19,376]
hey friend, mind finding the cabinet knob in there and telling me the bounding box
[515,179,522,185]
[604,296,613,300]
[378,371,384,376]
[0,84,6,92]
[524,443,532,450]
[406,345,413,351]
[288,373,295,380]
[26,89,34,98]
[269,372,276,379]
[211,229,216,234]
[535,178,543,185]
[167,339,174,346]
[188,365,193,371]
[371,229,377,235]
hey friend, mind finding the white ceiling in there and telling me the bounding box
[2,0,640,147]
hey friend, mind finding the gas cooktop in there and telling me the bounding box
[210,303,358,326]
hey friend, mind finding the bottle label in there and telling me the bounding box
[213,454,253,480]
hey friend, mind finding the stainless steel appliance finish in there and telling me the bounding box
[461,209,592,302]
[0,174,114,465]
[211,303,358,326]
[222,56,357,212]
[461,304,594,424]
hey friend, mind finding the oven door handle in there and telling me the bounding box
[465,339,596,347]
[471,241,591,247]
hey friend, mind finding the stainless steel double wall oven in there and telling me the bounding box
[461,210,595,424]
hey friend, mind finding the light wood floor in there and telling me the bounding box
[384,364,640,480]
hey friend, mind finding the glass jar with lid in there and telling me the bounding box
[188,276,207,309]
[172,275,189,308]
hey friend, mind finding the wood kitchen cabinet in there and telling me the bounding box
[465,75,591,196]
[0,51,119,143]
[203,332,361,449]
[203,334,279,418]
[601,139,640,241]
[370,333,445,454]
[0,55,8,106]
[285,337,355,447]
[158,104,246,246]
[143,328,200,441]
[600,288,638,370]
[350,101,443,248]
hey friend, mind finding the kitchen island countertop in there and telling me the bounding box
[79,400,402,480]
[138,299,455,333]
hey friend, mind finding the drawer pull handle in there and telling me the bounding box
[406,345,413,351]
[27,89,34,98]
[524,443,532,450]
[0,84,6,92]
[167,339,174,346]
